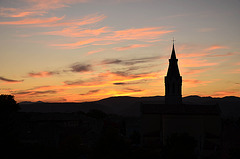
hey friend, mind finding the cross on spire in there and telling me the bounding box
[172,37,176,44]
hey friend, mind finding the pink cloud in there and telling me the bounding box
[27,0,88,11]
[0,0,88,17]
[179,51,236,59]
[235,62,240,65]
[45,13,106,27]
[211,91,239,97]
[52,27,174,49]
[0,7,46,17]
[114,44,152,51]
[183,68,210,75]
[183,79,213,88]
[180,58,217,67]
[0,13,106,28]
[87,48,105,55]
[178,52,209,58]
[112,27,174,40]
[51,38,97,49]
[0,16,64,25]
[230,68,240,74]
[45,26,110,37]
[205,45,228,51]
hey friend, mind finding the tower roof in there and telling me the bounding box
[170,43,176,59]
[166,43,181,77]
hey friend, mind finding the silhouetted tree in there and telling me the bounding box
[162,133,197,159]
[0,95,20,157]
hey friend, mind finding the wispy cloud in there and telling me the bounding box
[211,91,239,97]
[183,68,210,75]
[101,56,164,66]
[205,45,228,51]
[42,13,106,27]
[114,44,152,51]
[51,38,97,49]
[0,16,64,25]
[183,79,213,87]
[235,62,240,65]
[112,27,174,41]
[80,89,100,96]
[0,76,24,83]
[197,28,216,32]
[113,81,144,85]
[28,71,59,78]
[64,71,159,88]
[52,27,174,49]
[0,0,88,17]
[180,58,217,67]
[0,13,106,28]
[0,7,46,17]
[15,90,57,96]
[87,48,105,55]
[45,26,110,37]
[230,68,240,74]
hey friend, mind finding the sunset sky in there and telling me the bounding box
[0,0,239,103]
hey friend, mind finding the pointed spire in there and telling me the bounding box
[170,43,176,59]
[167,39,180,77]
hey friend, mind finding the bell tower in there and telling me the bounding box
[165,40,182,104]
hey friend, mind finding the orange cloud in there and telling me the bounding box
[178,52,209,58]
[52,27,174,49]
[113,27,174,40]
[205,45,228,51]
[27,0,88,11]
[0,16,64,25]
[44,13,106,27]
[45,26,110,37]
[180,58,217,67]
[87,48,105,55]
[211,91,239,97]
[229,68,240,74]
[0,0,88,17]
[0,7,45,17]
[0,13,106,28]
[183,68,210,75]
[183,79,213,87]
[235,62,240,65]
[51,38,97,49]
[62,71,160,89]
[114,44,152,51]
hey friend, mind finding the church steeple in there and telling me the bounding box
[170,43,176,59]
[165,41,182,105]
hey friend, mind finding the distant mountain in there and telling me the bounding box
[19,96,240,118]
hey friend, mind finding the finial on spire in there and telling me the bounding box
[172,37,176,44]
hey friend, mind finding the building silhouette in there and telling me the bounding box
[141,42,221,158]
[165,42,182,105]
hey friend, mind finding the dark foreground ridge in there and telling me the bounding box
[20,95,240,118]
